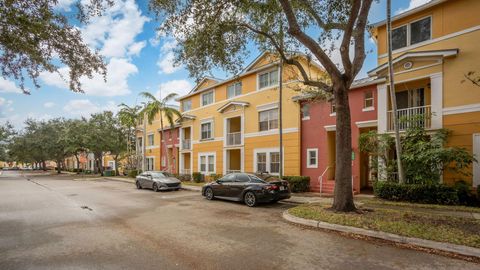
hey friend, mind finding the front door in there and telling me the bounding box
[474,134,480,188]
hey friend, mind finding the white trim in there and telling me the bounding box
[302,116,310,121]
[244,127,298,138]
[443,103,480,115]
[198,152,216,174]
[253,147,283,175]
[306,148,318,169]
[362,107,375,112]
[393,62,442,76]
[145,156,155,171]
[256,101,278,112]
[145,145,159,150]
[371,0,445,28]
[201,89,215,107]
[192,137,224,144]
[329,113,336,117]
[217,101,249,113]
[324,125,336,131]
[355,120,378,128]
[473,134,480,187]
[223,114,244,147]
[257,67,280,91]
[223,147,245,174]
[378,24,480,59]
[430,73,443,129]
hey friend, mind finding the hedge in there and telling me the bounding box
[282,176,310,193]
[373,181,460,205]
[192,172,204,183]
[127,169,140,178]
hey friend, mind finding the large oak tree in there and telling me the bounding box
[150,0,373,211]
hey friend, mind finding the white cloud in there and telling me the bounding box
[40,58,138,96]
[128,41,147,56]
[155,80,193,103]
[63,99,118,117]
[43,102,55,108]
[0,97,14,117]
[0,77,23,94]
[396,0,431,14]
[55,0,75,11]
[157,39,182,74]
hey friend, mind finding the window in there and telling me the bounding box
[364,91,374,109]
[161,156,166,166]
[391,17,431,51]
[201,91,214,106]
[199,153,215,174]
[183,99,192,111]
[302,104,310,119]
[222,174,236,182]
[257,153,267,172]
[330,102,336,115]
[235,173,250,182]
[227,82,242,99]
[270,152,280,174]
[201,122,213,140]
[258,69,279,89]
[147,134,154,146]
[146,157,154,171]
[255,149,281,175]
[306,148,318,168]
[258,108,278,131]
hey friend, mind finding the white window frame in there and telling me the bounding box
[201,90,215,107]
[147,133,154,146]
[306,148,318,169]
[363,91,375,111]
[200,119,214,140]
[227,82,242,99]
[146,156,155,171]
[183,99,192,112]
[198,152,216,174]
[253,148,283,176]
[257,68,280,90]
[108,161,115,170]
[330,102,336,116]
[258,108,279,132]
[392,16,432,52]
[302,103,310,120]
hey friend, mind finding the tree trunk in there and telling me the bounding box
[56,160,62,174]
[332,82,357,212]
[42,160,46,171]
[114,156,119,176]
[75,154,80,172]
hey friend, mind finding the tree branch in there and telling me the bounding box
[339,0,361,79]
[301,1,345,31]
[351,0,373,78]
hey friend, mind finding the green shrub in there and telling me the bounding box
[192,172,204,183]
[373,181,459,205]
[127,169,139,178]
[282,176,310,193]
[176,174,192,181]
[210,174,223,181]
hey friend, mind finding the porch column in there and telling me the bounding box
[377,84,388,133]
[430,72,443,129]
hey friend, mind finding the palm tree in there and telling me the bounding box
[117,103,142,171]
[139,92,182,173]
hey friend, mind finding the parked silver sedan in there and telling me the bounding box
[135,171,181,192]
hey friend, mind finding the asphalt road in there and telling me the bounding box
[0,171,479,270]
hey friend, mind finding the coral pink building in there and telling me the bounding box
[159,126,180,173]
[297,77,384,194]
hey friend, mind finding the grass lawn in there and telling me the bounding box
[358,198,480,213]
[289,203,480,248]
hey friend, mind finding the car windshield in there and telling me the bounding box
[150,172,172,178]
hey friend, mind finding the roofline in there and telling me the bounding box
[367,49,459,76]
[370,0,447,28]
[217,101,250,113]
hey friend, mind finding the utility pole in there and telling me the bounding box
[387,0,405,183]
[278,19,284,179]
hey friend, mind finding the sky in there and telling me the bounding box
[0,0,430,129]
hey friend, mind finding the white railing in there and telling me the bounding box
[181,169,191,175]
[318,166,330,196]
[226,169,241,174]
[182,139,191,150]
[226,132,241,146]
[387,105,431,131]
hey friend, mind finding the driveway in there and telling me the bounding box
[0,171,478,270]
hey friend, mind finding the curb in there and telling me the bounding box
[282,210,480,258]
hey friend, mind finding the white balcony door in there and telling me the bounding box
[474,134,480,187]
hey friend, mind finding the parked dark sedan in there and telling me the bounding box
[136,171,181,192]
[201,173,291,207]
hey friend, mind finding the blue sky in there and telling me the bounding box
[0,0,428,129]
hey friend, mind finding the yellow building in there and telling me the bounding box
[369,0,480,186]
[176,52,326,178]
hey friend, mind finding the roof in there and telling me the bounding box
[370,0,447,28]
[367,49,458,76]
[217,101,250,113]
[187,77,223,95]
[175,114,196,123]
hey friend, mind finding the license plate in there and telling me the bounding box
[280,186,286,191]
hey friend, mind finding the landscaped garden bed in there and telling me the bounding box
[288,203,480,248]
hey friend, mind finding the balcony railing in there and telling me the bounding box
[182,139,191,150]
[180,169,191,175]
[226,169,241,174]
[226,132,241,146]
[387,105,431,131]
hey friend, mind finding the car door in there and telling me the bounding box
[228,173,250,199]
[215,174,235,197]
[138,173,146,187]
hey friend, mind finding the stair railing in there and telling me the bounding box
[318,166,330,196]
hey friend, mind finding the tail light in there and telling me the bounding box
[264,185,279,191]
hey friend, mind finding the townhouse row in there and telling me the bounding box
[136,0,480,193]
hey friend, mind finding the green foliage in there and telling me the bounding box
[209,174,223,181]
[373,181,459,205]
[127,169,140,178]
[0,0,110,93]
[192,172,204,183]
[282,176,310,192]
[176,174,192,182]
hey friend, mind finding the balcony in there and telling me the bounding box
[180,169,191,175]
[182,139,191,150]
[387,105,431,131]
[226,132,241,146]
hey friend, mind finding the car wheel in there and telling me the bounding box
[136,181,142,189]
[153,183,159,192]
[204,187,214,200]
[244,191,257,207]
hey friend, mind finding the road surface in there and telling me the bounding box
[0,170,478,270]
